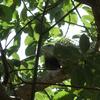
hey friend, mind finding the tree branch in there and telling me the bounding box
[74,0,94,7]
[30,0,50,100]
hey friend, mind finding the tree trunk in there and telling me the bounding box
[0,83,12,100]
[75,0,100,51]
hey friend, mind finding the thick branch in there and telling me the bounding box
[91,0,100,51]
[16,69,100,100]
[74,0,94,7]
[16,69,67,100]
[0,83,12,100]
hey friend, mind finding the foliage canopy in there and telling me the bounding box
[0,0,100,100]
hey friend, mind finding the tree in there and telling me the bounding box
[0,0,100,100]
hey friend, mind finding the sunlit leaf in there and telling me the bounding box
[25,35,33,45]
[12,52,20,60]
[64,12,78,24]
[53,91,76,100]
[35,92,49,100]
[49,27,62,37]
[12,10,19,20]
[4,0,13,7]
[82,15,94,27]
[82,6,93,15]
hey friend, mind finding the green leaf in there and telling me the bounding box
[82,15,93,27]
[35,92,49,100]
[7,46,19,57]
[25,43,36,56]
[82,6,93,15]
[12,53,20,60]
[0,0,3,3]
[53,91,68,100]
[79,34,90,53]
[64,12,78,24]
[53,91,75,100]
[4,0,13,7]
[70,12,78,23]
[0,21,14,27]
[13,0,21,6]
[20,8,27,21]
[72,34,80,39]
[35,20,50,34]
[0,5,13,21]
[49,27,62,37]
[29,0,37,9]
[33,32,39,41]
[13,32,21,52]
[25,35,33,45]
[0,28,11,40]
[12,10,19,20]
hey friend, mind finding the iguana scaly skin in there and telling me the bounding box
[42,38,81,73]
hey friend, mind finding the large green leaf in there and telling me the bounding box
[82,15,94,27]
[49,27,63,37]
[12,52,20,60]
[35,20,50,34]
[3,0,13,7]
[82,6,93,15]
[25,35,34,45]
[25,43,36,56]
[0,5,13,21]
[64,12,78,24]
[53,91,76,100]
[20,8,27,21]
[35,92,49,100]
[0,0,3,3]
[49,0,72,25]
[12,10,19,20]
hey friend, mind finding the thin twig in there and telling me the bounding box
[65,20,91,29]
[46,2,81,33]
[22,0,34,16]
[36,82,100,91]
[64,14,71,37]
[71,0,90,34]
